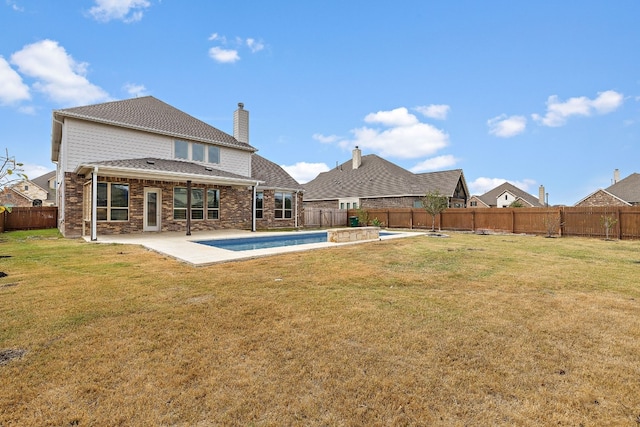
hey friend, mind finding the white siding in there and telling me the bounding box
[497,191,516,208]
[61,118,252,177]
[62,119,171,172]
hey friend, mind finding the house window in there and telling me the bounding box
[24,185,29,191]
[470,201,477,207]
[207,189,220,219]
[174,140,220,164]
[274,192,293,219]
[174,140,189,159]
[174,187,219,220]
[340,203,345,209]
[255,191,263,219]
[413,200,422,208]
[192,143,205,162]
[97,182,129,221]
[208,146,220,164]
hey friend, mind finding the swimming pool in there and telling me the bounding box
[196,231,392,251]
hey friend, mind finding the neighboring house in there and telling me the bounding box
[575,170,640,207]
[51,96,303,238]
[469,182,546,208]
[303,146,469,209]
[0,170,56,207]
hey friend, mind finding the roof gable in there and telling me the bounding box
[476,182,543,207]
[52,96,255,161]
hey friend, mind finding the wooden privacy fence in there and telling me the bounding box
[331,206,640,240]
[0,206,58,232]
[304,208,348,228]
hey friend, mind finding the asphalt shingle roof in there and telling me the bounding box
[303,154,464,200]
[605,173,640,204]
[86,158,254,181]
[53,96,255,152]
[251,155,303,191]
[475,182,543,207]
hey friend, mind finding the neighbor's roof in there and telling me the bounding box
[31,170,55,189]
[303,154,464,200]
[251,154,303,191]
[605,173,640,204]
[52,96,256,161]
[75,158,263,187]
[475,182,543,207]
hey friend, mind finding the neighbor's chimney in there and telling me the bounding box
[539,185,545,206]
[352,146,362,170]
[613,168,620,184]
[233,102,249,144]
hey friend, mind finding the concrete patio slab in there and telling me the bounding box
[85,229,425,266]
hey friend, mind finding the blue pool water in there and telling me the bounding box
[196,231,391,251]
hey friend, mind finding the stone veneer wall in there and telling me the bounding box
[327,226,380,243]
[62,173,253,237]
[575,190,629,207]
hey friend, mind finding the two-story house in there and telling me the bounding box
[52,96,303,239]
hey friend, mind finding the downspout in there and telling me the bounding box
[186,180,192,236]
[91,167,98,241]
[294,190,299,229]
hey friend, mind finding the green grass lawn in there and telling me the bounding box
[1,229,639,426]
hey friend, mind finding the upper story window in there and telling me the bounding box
[174,140,220,164]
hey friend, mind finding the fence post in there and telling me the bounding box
[616,207,621,240]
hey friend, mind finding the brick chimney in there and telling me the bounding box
[352,146,362,170]
[613,168,620,184]
[539,185,546,206]
[233,102,249,144]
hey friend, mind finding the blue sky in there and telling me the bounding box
[1,0,639,205]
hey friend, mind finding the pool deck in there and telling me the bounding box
[85,229,426,266]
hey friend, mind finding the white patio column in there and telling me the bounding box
[91,167,98,241]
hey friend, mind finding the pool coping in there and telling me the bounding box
[84,229,427,266]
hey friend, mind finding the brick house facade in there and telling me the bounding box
[53,97,303,238]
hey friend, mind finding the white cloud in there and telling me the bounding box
[246,38,265,53]
[365,107,418,127]
[208,33,266,64]
[0,56,30,105]
[22,163,52,180]
[468,177,536,195]
[10,40,110,106]
[281,162,330,184]
[532,90,624,127]
[208,47,240,63]
[124,83,147,97]
[89,0,151,23]
[415,104,450,120]
[410,155,459,173]
[487,114,527,138]
[312,133,340,144]
[7,1,24,12]
[334,107,449,159]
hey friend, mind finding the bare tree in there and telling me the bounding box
[421,190,448,232]
[600,212,618,240]
[0,149,26,213]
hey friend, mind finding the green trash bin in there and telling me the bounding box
[349,216,359,227]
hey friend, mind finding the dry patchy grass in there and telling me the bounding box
[1,230,640,425]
